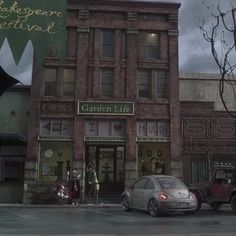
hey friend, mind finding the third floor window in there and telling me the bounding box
[102,29,115,58]
[145,33,160,59]
[101,68,114,97]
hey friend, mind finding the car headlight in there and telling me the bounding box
[160,192,168,200]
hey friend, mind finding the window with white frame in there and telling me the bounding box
[101,68,114,97]
[138,69,168,99]
[102,29,115,58]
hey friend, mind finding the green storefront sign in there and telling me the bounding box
[78,101,134,115]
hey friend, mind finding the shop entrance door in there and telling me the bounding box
[86,145,125,197]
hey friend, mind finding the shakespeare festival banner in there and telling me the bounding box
[0,0,67,91]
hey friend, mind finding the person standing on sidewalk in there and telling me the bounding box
[86,163,99,199]
[68,170,81,205]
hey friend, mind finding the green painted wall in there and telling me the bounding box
[0,87,30,137]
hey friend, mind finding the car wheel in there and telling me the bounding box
[191,191,202,211]
[121,196,131,212]
[231,195,236,212]
[148,199,159,217]
[210,202,223,211]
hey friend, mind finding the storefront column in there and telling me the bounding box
[74,115,86,203]
[23,64,41,204]
[124,28,138,188]
[76,16,90,202]
[125,117,137,188]
[168,28,182,178]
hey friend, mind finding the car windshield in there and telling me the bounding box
[156,177,187,190]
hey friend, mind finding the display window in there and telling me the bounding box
[39,142,73,184]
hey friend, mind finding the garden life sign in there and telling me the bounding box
[0,0,67,89]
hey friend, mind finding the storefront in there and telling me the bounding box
[136,120,170,177]
[23,0,181,204]
[80,101,132,197]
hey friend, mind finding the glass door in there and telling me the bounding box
[86,145,125,192]
[99,147,114,183]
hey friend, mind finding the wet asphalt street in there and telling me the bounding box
[0,204,236,236]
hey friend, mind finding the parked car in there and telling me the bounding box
[121,175,197,216]
[189,162,236,212]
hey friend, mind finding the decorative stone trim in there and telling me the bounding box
[78,26,90,33]
[127,28,138,35]
[79,10,89,19]
[168,14,178,23]
[41,102,75,115]
[127,12,137,21]
[168,29,179,36]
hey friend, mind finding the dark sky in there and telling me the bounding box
[179,0,236,74]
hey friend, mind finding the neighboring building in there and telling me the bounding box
[0,86,30,203]
[180,73,236,186]
[24,0,181,203]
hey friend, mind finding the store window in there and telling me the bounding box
[85,120,125,137]
[101,29,115,58]
[137,120,169,138]
[40,142,73,183]
[138,143,169,177]
[145,33,160,59]
[101,69,114,97]
[138,69,168,99]
[40,119,73,137]
[43,67,75,97]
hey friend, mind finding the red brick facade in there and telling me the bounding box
[24,0,181,203]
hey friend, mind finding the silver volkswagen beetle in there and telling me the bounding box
[121,175,197,216]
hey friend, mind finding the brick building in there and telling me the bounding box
[180,73,236,186]
[24,0,181,203]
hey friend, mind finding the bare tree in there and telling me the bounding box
[195,0,236,118]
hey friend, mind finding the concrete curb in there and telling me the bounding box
[0,203,122,208]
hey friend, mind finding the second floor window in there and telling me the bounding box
[145,33,159,59]
[156,71,168,98]
[63,69,75,96]
[101,69,114,97]
[102,29,115,58]
[43,67,75,97]
[138,70,151,98]
[43,68,57,96]
[138,69,168,99]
